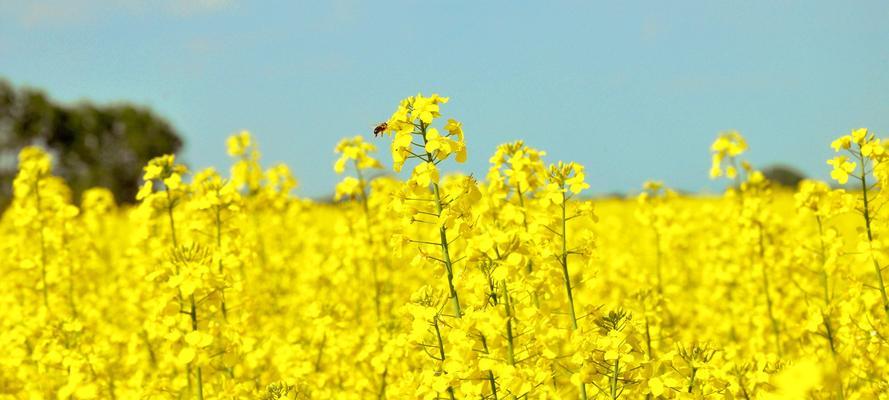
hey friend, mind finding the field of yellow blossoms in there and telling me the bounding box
[2,93,889,399]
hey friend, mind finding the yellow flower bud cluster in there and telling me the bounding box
[2,96,889,400]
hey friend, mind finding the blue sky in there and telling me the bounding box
[1,0,888,197]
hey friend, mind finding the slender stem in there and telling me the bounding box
[141,330,157,366]
[856,152,889,315]
[34,179,50,312]
[67,254,77,317]
[558,190,587,400]
[166,189,178,247]
[643,316,653,360]
[420,122,462,318]
[215,206,223,259]
[816,217,830,304]
[515,182,530,232]
[377,368,388,400]
[654,229,663,294]
[479,336,499,400]
[560,191,579,329]
[108,371,117,400]
[504,282,516,366]
[515,182,539,307]
[757,223,782,355]
[189,294,204,400]
[195,368,204,400]
[355,161,382,321]
[413,121,461,400]
[817,218,837,356]
[215,205,228,320]
[816,217,844,400]
[610,358,620,399]
[354,161,388,398]
[432,317,457,400]
[355,161,371,216]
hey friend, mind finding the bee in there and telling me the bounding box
[373,122,388,137]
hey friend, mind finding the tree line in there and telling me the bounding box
[0,79,182,208]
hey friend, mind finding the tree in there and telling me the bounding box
[0,79,183,207]
[762,164,806,188]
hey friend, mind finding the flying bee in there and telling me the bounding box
[373,122,388,137]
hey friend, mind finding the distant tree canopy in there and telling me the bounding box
[0,79,183,207]
[762,164,806,188]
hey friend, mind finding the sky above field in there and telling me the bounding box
[1,0,888,198]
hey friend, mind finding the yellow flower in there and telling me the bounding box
[851,127,868,144]
[136,180,153,200]
[334,136,383,174]
[226,130,252,157]
[826,156,856,184]
[861,138,885,157]
[444,119,464,141]
[185,331,213,348]
[763,359,822,399]
[425,128,465,162]
[412,93,449,124]
[334,176,361,201]
[648,377,665,397]
[831,135,852,151]
[177,347,196,366]
[411,162,439,187]
[709,130,748,180]
[392,131,413,172]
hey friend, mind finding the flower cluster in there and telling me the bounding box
[1,96,888,399]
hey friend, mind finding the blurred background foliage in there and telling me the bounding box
[0,78,809,208]
[0,78,182,207]
[761,164,806,188]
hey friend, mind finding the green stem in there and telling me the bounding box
[560,191,579,329]
[558,190,587,400]
[654,229,663,295]
[355,162,383,321]
[215,205,228,320]
[856,152,889,316]
[355,162,387,398]
[34,179,50,312]
[816,217,830,305]
[816,217,844,399]
[434,183,462,317]
[757,223,782,356]
[432,317,458,400]
[166,189,178,247]
[190,294,204,400]
[610,358,620,399]
[67,257,77,317]
[140,330,157,366]
[816,217,837,355]
[643,316,653,360]
[503,282,516,366]
[515,183,539,307]
[419,123,462,318]
[377,368,388,400]
[480,336,499,400]
[315,334,326,372]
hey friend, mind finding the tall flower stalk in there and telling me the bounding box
[829,128,889,316]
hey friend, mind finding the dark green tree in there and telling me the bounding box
[762,164,806,188]
[0,79,183,207]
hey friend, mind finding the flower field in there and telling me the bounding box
[2,94,889,399]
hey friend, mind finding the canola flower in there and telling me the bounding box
[1,95,889,399]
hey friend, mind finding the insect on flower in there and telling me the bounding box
[372,122,387,137]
